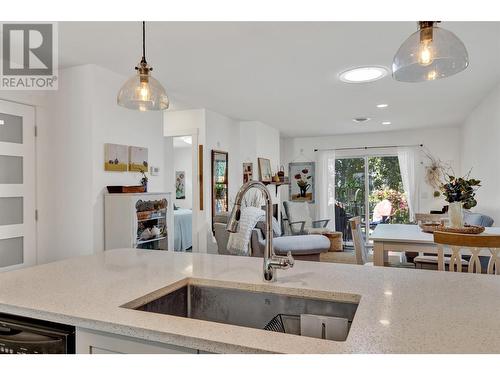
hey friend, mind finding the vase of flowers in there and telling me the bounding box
[294,168,312,198]
[139,170,148,192]
[440,172,481,228]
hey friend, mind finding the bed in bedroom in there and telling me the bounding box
[174,208,192,251]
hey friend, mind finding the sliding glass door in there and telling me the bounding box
[334,157,366,241]
[335,154,409,244]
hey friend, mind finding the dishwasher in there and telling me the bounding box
[0,313,75,354]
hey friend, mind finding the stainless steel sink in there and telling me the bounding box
[123,279,359,342]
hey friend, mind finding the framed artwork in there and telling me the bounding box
[243,162,253,183]
[104,143,128,172]
[258,158,272,182]
[289,162,315,203]
[211,150,229,232]
[129,146,148,172]
[176,171,186,199]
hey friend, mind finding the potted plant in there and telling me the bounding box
[140,170,148,192]
[440,172,481,228]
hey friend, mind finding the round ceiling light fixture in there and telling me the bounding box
[339,66,389,83]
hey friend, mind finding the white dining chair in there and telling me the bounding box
[409,213,449,266]
[431,231,500,274]
[349,217,372,266]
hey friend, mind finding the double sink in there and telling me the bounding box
[122,278,359,342]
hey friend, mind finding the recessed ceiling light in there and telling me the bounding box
[339,66,389,83]
[376,104,389,108]
[353,117,371,123]
[382,121,392,125]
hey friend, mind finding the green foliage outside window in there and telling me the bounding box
[335,156,409,224]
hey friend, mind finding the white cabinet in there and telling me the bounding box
[104,192,173,251]
[76,328,196,354]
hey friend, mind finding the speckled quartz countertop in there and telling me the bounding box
[1,249,500,353]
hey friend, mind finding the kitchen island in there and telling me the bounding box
[1,249,500,353]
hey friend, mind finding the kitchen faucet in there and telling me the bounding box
[226,181,294,282]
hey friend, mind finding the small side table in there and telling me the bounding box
[323,232,343,252]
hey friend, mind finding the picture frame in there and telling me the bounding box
[104,143,128,172]
[258,158,272,182]
[243,162,253,183]
[129,146,148,172]
[289,162,315,203]
[176,171,186,199]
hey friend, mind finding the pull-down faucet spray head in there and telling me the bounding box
[226,203,241,233]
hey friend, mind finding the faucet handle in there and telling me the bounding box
[286,251,295,267]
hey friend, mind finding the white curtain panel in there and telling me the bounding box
[316,150,336,229]
[397,146,420,221]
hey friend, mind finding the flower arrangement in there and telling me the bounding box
[294,168,312,198]
[370,188,409,223]
[440,172,481,209]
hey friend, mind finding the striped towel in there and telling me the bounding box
[227,207,265,255]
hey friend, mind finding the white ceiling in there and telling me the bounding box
[59,22,500,137]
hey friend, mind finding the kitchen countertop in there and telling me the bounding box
[1,249,500,353]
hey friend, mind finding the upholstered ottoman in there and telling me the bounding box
[272,235,330,262]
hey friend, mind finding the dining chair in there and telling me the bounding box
[406,212,450,264]
[429,231,500,274]
[282,201,330,235]
[349,217,372,266]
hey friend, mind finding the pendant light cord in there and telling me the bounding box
[142,21,146,61]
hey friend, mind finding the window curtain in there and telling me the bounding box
[397,146,420,222]
[316,150,336,229]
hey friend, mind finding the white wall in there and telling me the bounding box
[461,83,500,224]
[239,120,281,204]
[89,65,164,252]
[1,64,165,263]
[164,109,281,254]
[1,67,95,263]
[173,146,193,209]
[280,127,462,218]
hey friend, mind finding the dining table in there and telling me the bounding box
[371,224,500,269]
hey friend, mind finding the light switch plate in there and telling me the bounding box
[150,166,160,176]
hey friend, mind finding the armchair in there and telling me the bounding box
[282,201,330,235]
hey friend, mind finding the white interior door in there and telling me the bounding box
[0,100,36,271]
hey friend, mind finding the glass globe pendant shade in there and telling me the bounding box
[392,22,469,82]
[117,62,169,111]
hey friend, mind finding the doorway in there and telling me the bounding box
[335,154,409,242]
[172,135,194,251]
[0,100,36,271]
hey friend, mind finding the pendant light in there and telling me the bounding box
[392,21,469,82]
[117,21,169,111]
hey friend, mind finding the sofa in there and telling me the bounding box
[213,218,330,262]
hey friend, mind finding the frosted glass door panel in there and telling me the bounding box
[0,155,23,184]
[0,197,23,225]
[0,237,23,267]
[0,113,23,144]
